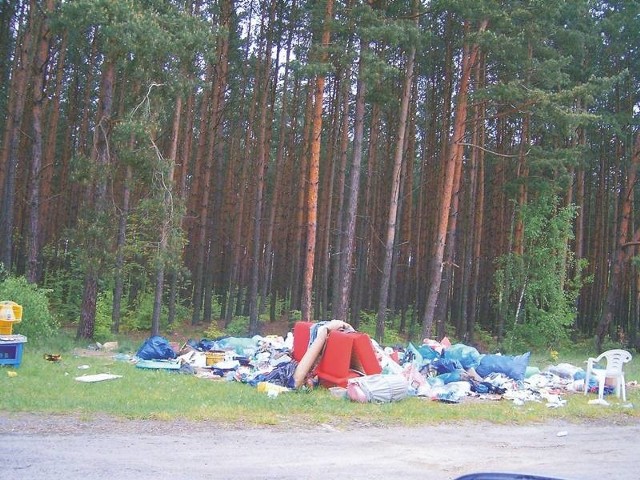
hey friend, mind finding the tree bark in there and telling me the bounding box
[112,164,132,334]
[248,0,276,335]
[334,44,368,322]
[77,56,115,340]
[191,2,230,325]
[376,23,417,342]
[26,0,54,283]
[422,20,488,339]
[301,0,334,322]
[596,132,640,352]
[0,3,32,271]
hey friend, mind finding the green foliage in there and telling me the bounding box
[226,316,250,336]
[209,295,223,321]
[357,310,407,346]
[494,194,588,351]
[203,322,225,340]
[256,294,288,323]
[0,276,59,344]
[289,310,302,322]
[96,287,191,335]
[357,310,377,335]
[119,290,159,332]
[169,299,191,329]
[472,326,499,353]
[94,290,115,343]
[377,327,407,348]
[55,0,213,73]
[41,242,84,324]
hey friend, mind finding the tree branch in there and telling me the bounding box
[459,142,530,158]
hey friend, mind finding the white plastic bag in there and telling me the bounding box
[346,374,409,403]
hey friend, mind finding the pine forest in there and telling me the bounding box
[0,0,638,353]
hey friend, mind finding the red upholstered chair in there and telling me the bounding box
[351,332,382,376]
[315,329,356,387]
[315,330,382,388]
[292,321,314,362]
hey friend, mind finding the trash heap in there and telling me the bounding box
[131,320,598,406]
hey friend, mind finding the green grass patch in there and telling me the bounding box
[1,337,638,427]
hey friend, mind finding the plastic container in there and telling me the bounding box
[0,320,13,335]
[256,382,290,396]
[0,335,27,367]
[0,301,23,323]
[205,351,226,366]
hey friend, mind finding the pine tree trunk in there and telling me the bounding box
[334,45,367,322]
[261,30,294,323]
[290,85,314,312]
[376,29,417,342]
[26,0,53,283]
[0,5,32,270]
[77,57,115,340]
[422,20,487,339]
[462,56,486,342]
[301,0,334,321]
[191,2,230,324]
[248,0,276,335]
[112,164,132,334]
[433,134,464,339]
[596,132,640,351]
[40,32,66,248]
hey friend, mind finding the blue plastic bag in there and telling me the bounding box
[437,371,462,384]
[475,352,531,381]
[431,356,462,374]
[136,335,177,360]
[443,343,482,369]
[417,345,440,362]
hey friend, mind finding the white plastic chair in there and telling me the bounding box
[583,349,632,403]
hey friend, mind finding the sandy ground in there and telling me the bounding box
[1,413,638,480]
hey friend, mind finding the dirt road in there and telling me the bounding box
[0,413,637,480]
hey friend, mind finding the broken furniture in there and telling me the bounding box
[292,321,382,388]
[314,329,382,388]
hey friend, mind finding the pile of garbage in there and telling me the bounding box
[130,320,598,406]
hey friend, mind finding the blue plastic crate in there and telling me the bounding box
[0,337,26,367]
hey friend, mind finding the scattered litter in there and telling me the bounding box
[588,398,610,406]
[113,353,132,362]
[212,359,241,370]
[77,364,90,370]
[256,381,290,396]
[102,341,119,352]
[329,387,347,399]
[541,392,567,408]
[347,374,409,403]
[7,370,17,377]
[43,353,61,362]
[556,431,568,437]
[135,359,181,370]
[75,373,122,383]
